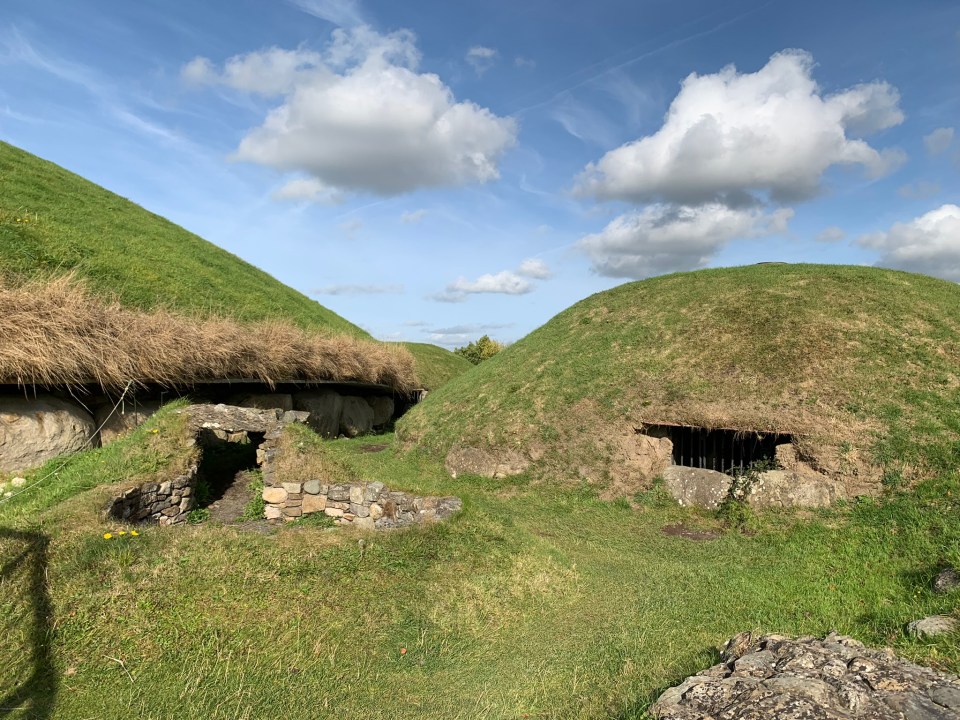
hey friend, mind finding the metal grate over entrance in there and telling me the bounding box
[643,424,791,474]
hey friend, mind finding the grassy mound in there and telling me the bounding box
[398,342,474,390]
[0,141,365,337]
[398,264,960,492]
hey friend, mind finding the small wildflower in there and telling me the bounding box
[103,533,113,540]
[151,429,159,434]
[118,531,127,536]
[399,647,407,656]
[130,530,140,537]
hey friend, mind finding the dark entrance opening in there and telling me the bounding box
[194,428,264,509]
[643,424,791,474]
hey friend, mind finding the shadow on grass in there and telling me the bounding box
[613,646,723,720]
[0,528,56,719]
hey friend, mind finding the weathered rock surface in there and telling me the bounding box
[662,465,731,509]
[908,615,958,639]
[652,632,960,719]
[748,468,842,509]
[95,399,164,445]
[0,396,97,473]
[293,391,343,437]
[445,445,531,479]
[367,395,395,427]
[934,568,960,594]
[229,393,293,412]
[340,396,374,437]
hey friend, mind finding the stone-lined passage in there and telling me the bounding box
[263,480,462,529]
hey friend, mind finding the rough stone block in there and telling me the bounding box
[303,480,322,495]
[343,513,356,522]
[262,487,287,504]
[328,484,350,502]
[353,516,375,531]
[264,505,282,520]
[369,503,383,521]
[292,391,343,438]
[285,493,303,502]
[159,481,172,495]
[161,506,179,517]
[339,396,374,438]
[364,483,385,502]
[350,503,370,518]
[350,485,365,505]
[327,500,350,511]
[282,506,302,518]
[282,482,303,494]
[302,494,327,514]
[324,507,344,518]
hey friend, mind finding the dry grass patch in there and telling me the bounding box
[0,275,416,391]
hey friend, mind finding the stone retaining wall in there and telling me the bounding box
[263,480,462,529]
[105,467,198,526]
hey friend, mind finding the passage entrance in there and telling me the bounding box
[643,424,790,474]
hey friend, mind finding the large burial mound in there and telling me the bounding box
[0,141,364,336]
[398,264,960,504]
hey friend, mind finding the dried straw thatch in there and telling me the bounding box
[0,276,417,392]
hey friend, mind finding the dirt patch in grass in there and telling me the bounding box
[360,443,390,453]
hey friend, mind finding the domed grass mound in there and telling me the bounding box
[397,264,960,498]
[397,342,475,391]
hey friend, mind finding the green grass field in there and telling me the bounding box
[398,342,475,390]
[2,410,959,719]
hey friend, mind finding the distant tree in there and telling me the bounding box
[454,335,504,365]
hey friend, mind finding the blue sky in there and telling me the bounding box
[1,0,958,346]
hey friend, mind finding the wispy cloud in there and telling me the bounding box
[466,46,498,76]
[400,209,428,224]
[287,0,365,27]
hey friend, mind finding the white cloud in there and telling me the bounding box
[312,283,403,295]
[578,203,793,278]
[924,127,954,156]
[273,177,343,204]
[433,270,533,302]
[574,50,905,206]
[182,47,324,95]
[400,209,428,224]
[517,258,552,279]
[515,56,536,69]
[858,204,960,282]
[816,225,846,243]
[187,27,517,196]
[287,0,364,27]
[466,46,498,75]
[898,181,940,200]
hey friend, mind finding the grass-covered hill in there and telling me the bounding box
[0,141,365,338]
[398,264,960,492]
[397,342,474,391]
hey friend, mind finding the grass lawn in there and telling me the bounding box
[2,418,960,719]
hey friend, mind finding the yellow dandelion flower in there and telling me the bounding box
[118,531,127,536]
[130,530,140,537]
[103,533,113,540]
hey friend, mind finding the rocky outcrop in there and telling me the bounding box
[95,399,163,445]
[907,615,958,639]
[445,445,531,479]
[0,396,96,473]
[651,632,960,719]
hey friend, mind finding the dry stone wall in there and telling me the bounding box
[262,479,462,529]
[106,467,198,526]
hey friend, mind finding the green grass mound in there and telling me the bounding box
[398,342,474,390]
[0,141,365,337]
[398,264,960,494]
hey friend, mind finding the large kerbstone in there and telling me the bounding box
[661,465,731,509]
[0,396,97,473]
[749,469,841,508]
[293,391,343,438]
[95,399,164,445]
[367,395,395,427]
[230,393,293,412]
[340,396,374,438]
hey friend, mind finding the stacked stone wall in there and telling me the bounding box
[106,467,198,526]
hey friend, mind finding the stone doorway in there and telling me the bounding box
[194,428,264,522]
[643,423,792,474]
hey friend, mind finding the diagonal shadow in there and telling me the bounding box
[0,527,57,719]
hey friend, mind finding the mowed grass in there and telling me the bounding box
[3,422,960,719]
[397,342,475,390]
[0,141,366,337]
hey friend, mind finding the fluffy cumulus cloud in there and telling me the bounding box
[578,204,793,278]
[184,27,517,196]
[924,127,954,156]
[574,50,905,206]
[858,204,960,281]
[434,258,552,301]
